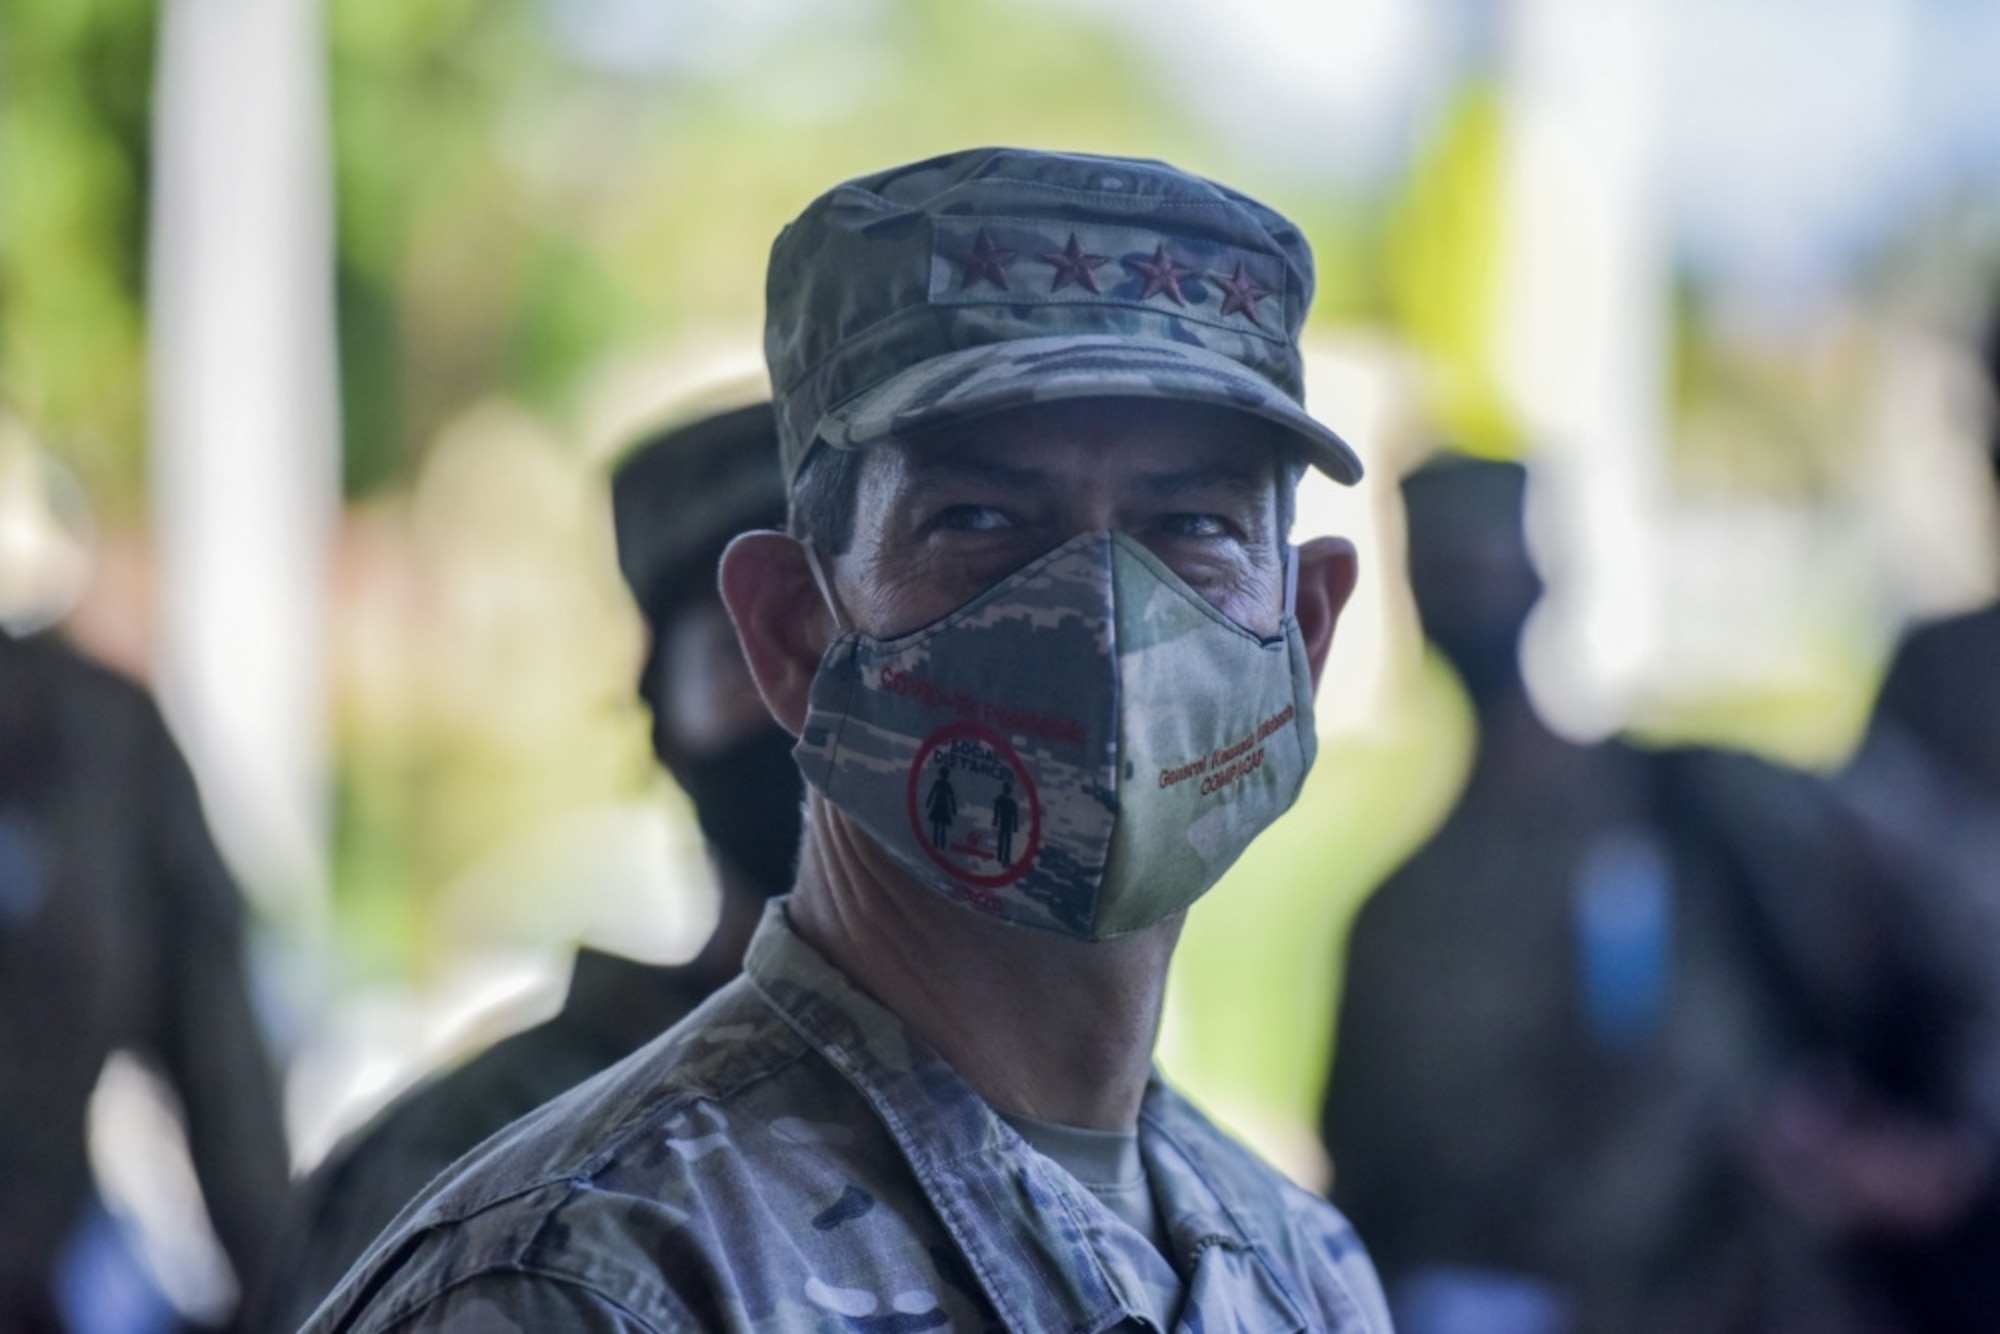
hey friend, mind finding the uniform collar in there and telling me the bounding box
[744,901,1309,1332]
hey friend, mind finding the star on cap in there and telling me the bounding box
[1210,260,1272,328]
[1038,233,1111,294]
[951,228,1015,291]
[1129,242,1194,306]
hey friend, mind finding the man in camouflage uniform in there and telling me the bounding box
[304,147,1391,1331]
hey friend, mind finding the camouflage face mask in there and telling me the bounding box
[794,530,1318,939]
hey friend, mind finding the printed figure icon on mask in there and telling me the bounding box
[925,766,957,849]
[908,724,1044,890]
[993,778,1019,866]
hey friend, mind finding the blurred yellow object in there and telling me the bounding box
[1384,80,1524,458]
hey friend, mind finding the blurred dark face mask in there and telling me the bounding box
[672,725,805,901]
[1426,621,1526,706]
[1407,545,1539,706]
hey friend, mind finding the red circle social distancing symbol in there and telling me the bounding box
[905,722,1041,889]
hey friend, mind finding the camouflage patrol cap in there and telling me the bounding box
[765,146,1362,487]
[611,400,786,631]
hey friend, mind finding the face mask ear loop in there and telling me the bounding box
[1283,544,1299,621]
[800,538,854,636]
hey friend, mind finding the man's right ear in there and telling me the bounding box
[718,531,834,737]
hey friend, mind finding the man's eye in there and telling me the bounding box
[933,504,1014,532]
[1160,513,1229,538]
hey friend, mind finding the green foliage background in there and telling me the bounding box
[0,0,157,515]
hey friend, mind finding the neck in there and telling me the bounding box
[787,794,1175,1131]
[1466,675,1583,786]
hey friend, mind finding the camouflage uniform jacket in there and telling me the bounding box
[302,902,1390,1332]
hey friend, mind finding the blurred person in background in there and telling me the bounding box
[1821,297,2000,1333]
[305,146,1390,1332]
[1321,453,1994,1333]
[0,624,290,1333]
[251,401,802,1330]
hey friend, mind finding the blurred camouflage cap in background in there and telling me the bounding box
[611,400,786,633]
[765,146,1362,488]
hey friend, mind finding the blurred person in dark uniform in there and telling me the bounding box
[1321,453,1993,1333]
[0,625,290,1333]
[1826,303,2000,1333]
[248,401,804,1331]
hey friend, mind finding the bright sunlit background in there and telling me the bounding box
[8,0,2000,1313]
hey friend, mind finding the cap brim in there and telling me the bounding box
[816,335,1363,485]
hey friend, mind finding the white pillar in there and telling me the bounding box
[1495,0,1670,738]
[148,0,339,916]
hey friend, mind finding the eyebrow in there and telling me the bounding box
[900,454,1046,491]
[1133,463,1271,507]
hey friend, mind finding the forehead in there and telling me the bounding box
[870,398,1288,496]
